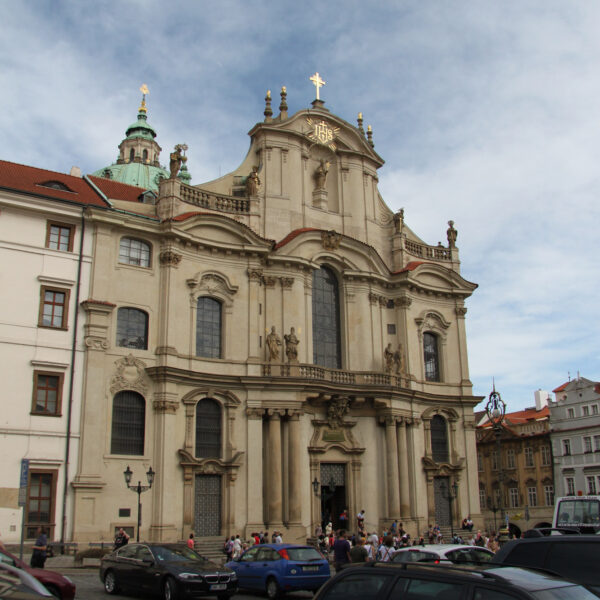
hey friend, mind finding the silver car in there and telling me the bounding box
[391,544,494,564]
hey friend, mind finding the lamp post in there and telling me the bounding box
[486,383,507,541]
[124,465,155,542]
[488,497,499,534]
[442,480,459,538]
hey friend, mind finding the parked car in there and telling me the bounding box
[0,548,76,599]
[0,560,54,598]
[391,544,495,565]
[492,533,600,594]
[226,543,330,598]
[314,561,599,600]
[100,543,238,600]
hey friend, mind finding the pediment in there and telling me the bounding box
[403,262,478,295]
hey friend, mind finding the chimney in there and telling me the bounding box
[534,389,550,411]
[70,166,82,177]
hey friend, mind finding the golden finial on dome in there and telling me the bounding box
[139,83,149,113]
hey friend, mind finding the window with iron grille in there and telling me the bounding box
[196,297,222,358]
[423,332,440,382]
[46,222,74,252]
[39,286,69,329]
[119,237,151,267]
[195,398,221,458]
[430,415,449,463]
[524,447,534,467]
[509,487,519,508]
[527,486,538,507]
[32,371,63,416]
[312,266,341,369]
[544,485,554,506]
[111,391,145,455]
[116,308,148,349]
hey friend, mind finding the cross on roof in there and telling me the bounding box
[310,72,326,100]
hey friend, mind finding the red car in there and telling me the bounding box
[0,548,76,599]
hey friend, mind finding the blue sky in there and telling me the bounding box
[1,1,598,411]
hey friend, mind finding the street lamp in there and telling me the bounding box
[442,480,459,538]
[487,497,499,534]
[123,465,155,542]
[486,383,507,540]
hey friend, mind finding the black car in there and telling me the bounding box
[492,533,600,594]
[100,543,238,600]
[314,562,598,600]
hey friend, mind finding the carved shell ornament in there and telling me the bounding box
[110,354,148,394]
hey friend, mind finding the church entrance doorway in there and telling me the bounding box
[433,476,451,529]
[320,463,347,531]
[194,474,221,536]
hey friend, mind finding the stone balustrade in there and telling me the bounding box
[180,183,250,214]
[404,239,451,261]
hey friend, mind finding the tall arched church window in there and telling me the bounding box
[423,332,440,381]
[195,398,221,458]
[111,391,145,455]
[129,148,135,161]
[142,149,148,162]
[116,307,148,349]
[431,415,449,463]
[196,297,222,358]
[312,266,341,369]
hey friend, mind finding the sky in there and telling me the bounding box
[1,0,598,412]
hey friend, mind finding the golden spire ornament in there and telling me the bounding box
[139,83,149,113]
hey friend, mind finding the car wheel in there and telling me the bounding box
[163,576,178,600]
[103,570,119,595]
[266,577,281,599]
[44,584,61,599]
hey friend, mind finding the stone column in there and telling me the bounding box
[397,418,411,517]
[247,269,263,361]
[384,416,400,518]
[267,409,284,525]
[288,410,302,524]
[245,408,264,535]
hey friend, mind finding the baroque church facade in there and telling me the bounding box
[0,81,481,543]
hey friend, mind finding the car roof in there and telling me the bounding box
[250,543,313,549]
[394,544,489,552]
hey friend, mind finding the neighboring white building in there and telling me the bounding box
[550,376,600,498]
[0,162,103,543]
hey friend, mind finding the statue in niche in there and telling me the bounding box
[447,220,458,248]
[384,343,394,373]
[246,167,261,196]
[266,326,282,362]
[314,159,330,190]
[393,344,406,376]
[327,395,350,429]
[284,327,299,362]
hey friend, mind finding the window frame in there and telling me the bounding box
[562,439,571,456]
[118,237,152,268]
[509,487,519,508]
[110,391,146,456]
[541,445,551,466]
[584,436,593,454]
[506,448,516,469]
[423,331,440,382]
[582,405,590,417]
[544,484,554,506]
[524,447,534,467]
[587,476,597,495]
[31,371,64,416]
[38,286,70,330]
[312,265,342,370]
[116,307,149,350]
[25,469,57,540]
[195,297,223,359]
[565,477,575,496]
[195,398,222,459]
[527,486,538,507]
[45,221,74,252]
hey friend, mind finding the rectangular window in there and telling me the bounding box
[46,222,74,252]
[26,470,57,539]
[587,476,597,495]
[479,487,486,509]
[541,445,551,466]
[566,477,575,496]
[387,324,396,335]
[527,486,538,507]
[584,436,593,453]
[492,450,499,471]
[31,371,63,416]
[524,447,534,467]
[506,449,516,469]
[593,405,599,415]
[544,485,554,506]
[509,487,519,508]
[38,286,70,329]
[563,439,571,456]
[595,436,600,452]
[477,452,483,472]
[567,408,575,419]
[583,405,590,417]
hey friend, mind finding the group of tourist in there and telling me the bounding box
[222,530,283,560]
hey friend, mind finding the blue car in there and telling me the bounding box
[226,543,330,598]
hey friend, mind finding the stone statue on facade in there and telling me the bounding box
[284,327,299,362]
[314,159,330,190]
[393,344,406,376]
[169,144,185,179]
[327,395,350,429]
[266,326,282,362]
[393,208,404,233]
[246,167,261,196]
[447,220,458,248]
[384,343,394,373]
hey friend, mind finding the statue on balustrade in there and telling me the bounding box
[266,326,282,362]
[284,327,299,362]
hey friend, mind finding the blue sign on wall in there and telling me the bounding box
[18,459,29,507]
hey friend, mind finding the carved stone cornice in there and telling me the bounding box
[153,400,179,414]
[279,277,294,288]
[178,448,245,482]
[159,250,182,267]
[395,296,412,308]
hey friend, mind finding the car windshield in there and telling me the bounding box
[153,546,206,562]
[531,586,599,599]
[287,547,323,561]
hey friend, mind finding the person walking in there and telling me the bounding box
[377,535,395,562]
[30,527,48,568]
[187,533,195,549]
[332,530,351,571]
[349,537,368,563]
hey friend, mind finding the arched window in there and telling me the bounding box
[195,398,221,458]
[142,149,149,162]
[312,266,341,369]
[119,237,151,267]
[116,308,148,349]
[129,148,135,162]
[111,391,145,455]
[196,297,222,358]
[423,332,440,381]
[431,415,449,463]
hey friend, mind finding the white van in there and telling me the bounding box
[552,495,600,533]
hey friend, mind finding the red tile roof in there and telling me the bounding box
[553,382,569,393]
[274,228,320,249]
[88,175,148,203]
[0,160,108,207]
[392,261,426,273]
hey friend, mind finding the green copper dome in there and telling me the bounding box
[125,110,157,140]
[93,162,169,191]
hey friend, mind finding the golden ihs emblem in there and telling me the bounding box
[307,118,339,151]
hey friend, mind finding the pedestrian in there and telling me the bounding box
[274,531,283,544]
[349,537,368,563]
[187,533,195,549]
[30,526,48,568]
[376,535,395,562]
[357,509,365,531]
[339,509,349,528]
[226,536,235,560]
[233,535,242,559]
[332,530,351,571]
[113,527,130,550]
[390,520,398,536]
